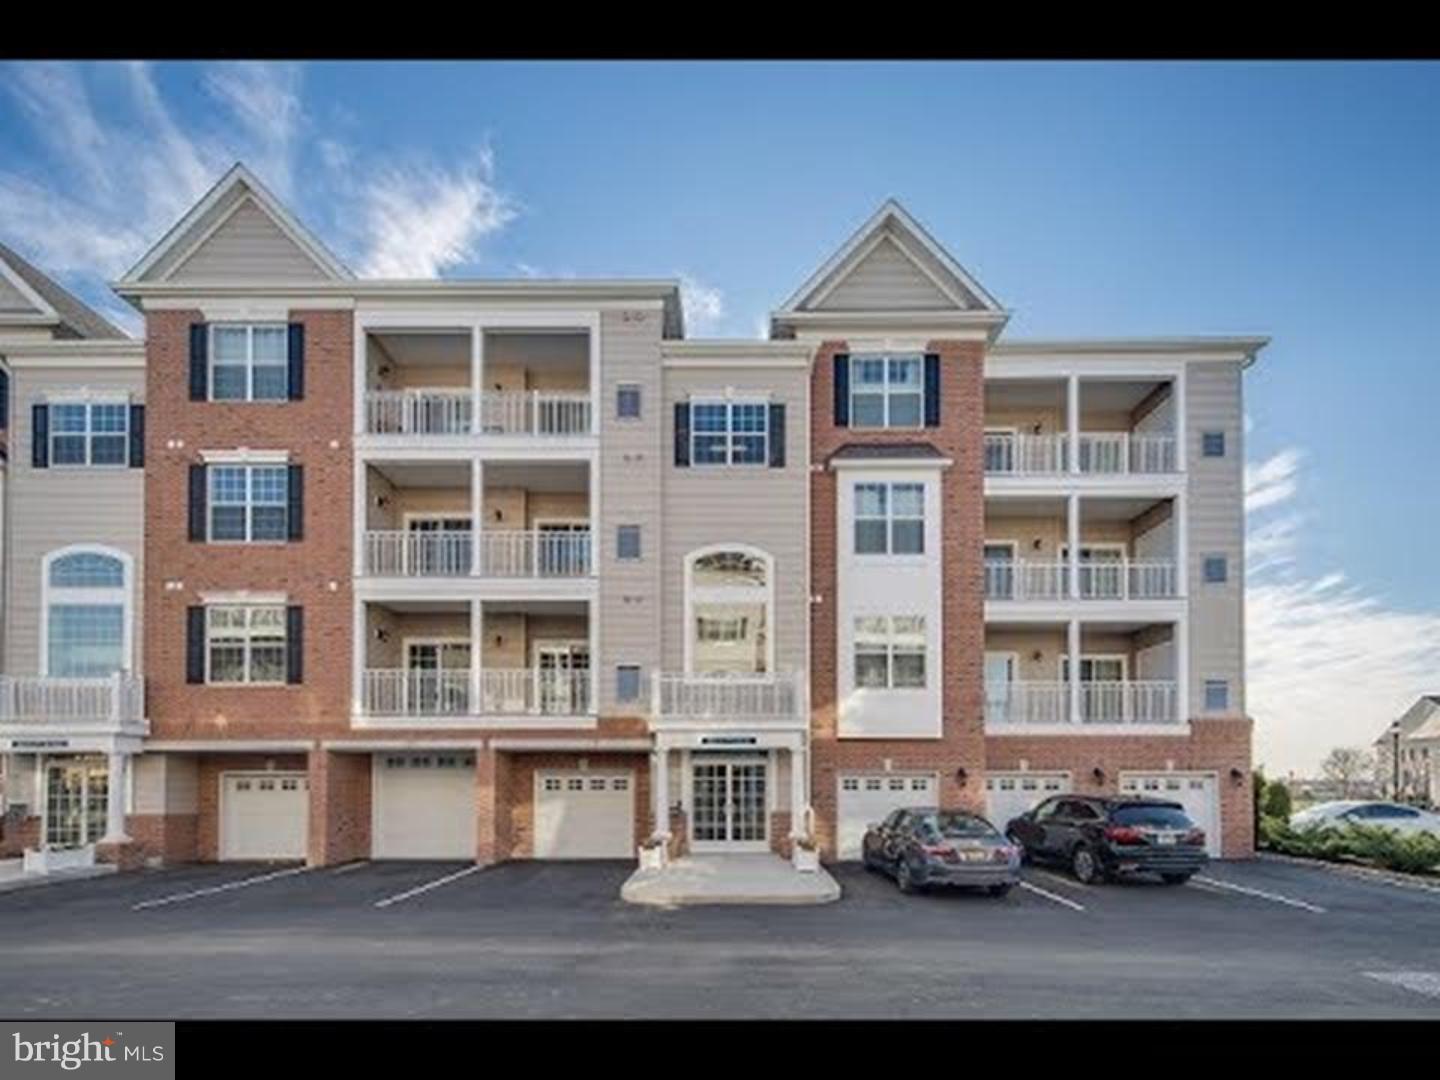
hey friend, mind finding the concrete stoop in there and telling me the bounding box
[621,853,841,907]
[0,857,116,894]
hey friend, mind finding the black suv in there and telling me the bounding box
[1005,795,1208,885]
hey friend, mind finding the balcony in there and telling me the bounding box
[0,674,147,735]
[983,432,1177,476]
[985,680,1179,726]
[360,668,592,719]
[362,528,592,578]
[364,389,592,437]
[651,672,806,729]
[984,559,1179,601]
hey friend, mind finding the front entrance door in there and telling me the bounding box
[44,760,108,849]
[537,644,590,715]
[691,757,768,851]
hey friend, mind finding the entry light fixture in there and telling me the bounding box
[1030,650,1043,663]
[954,767,968,787]
[1031,538,1043,551]
[1229,767,1245,785]
[374,494,390,509]
[374,628,390,643]
[1091,766,1106,785]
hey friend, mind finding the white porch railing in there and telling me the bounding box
[985,680,1179,725]
[653,672,804,720]
[360,668,593,718]
[481,669,591,716]
[362,670,471,716]
[478,391,592,436]
[1076,433,1178,475]
[361,529,592,578]
[984,433,1068,475]
[984,559,1178,601]
[363,390,592,437]
[0,674,145,728]
[365,390,473,436]
[984,560,1067,601]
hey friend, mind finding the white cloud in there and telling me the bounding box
[1245,448,1440,776]
[679,274,724,335]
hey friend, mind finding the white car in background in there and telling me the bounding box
[1291,801,1440,836]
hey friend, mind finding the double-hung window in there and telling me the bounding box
[854,482,925,555]
[206,605,287,684]
[211,324,288,402]
[851,355,923,428]
[854,615,926,689]
[49,401,128,467]
[691,399,768,466]
[209,465,289,542]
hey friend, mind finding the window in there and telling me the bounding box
[210,324,288,402]
[206,605,287,684]
[209,465,289,542]
[687,548,771,675]
[616,384,642,420]
[1203,679,1229,712]
[690,399,768,466]
[616,665,642,703]
[1202,431,1226,457]
[854,615,926,690]
[616,525,642,561]
[44,549,129,677]
[851,355,923,428]
[49,401,128,467]
[854,482,924,555]
[1203,554,1228,584]
[696,616,750,642]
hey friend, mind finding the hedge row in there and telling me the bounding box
[1259,816,1440,876]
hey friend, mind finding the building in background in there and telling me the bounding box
[1374,696,1440,806]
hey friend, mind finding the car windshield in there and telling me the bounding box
[1112,805,1193,829]
[917,812,997,840]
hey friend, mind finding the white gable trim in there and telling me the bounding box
[0,258,60,323]
[121,163,352,284]
[776,198,1002,316]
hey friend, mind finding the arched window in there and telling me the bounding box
[685,546,773,675]
[42,546,132,677]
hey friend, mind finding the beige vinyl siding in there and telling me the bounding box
[168,197,329,283]
[5,365,145,677]
[814,236,954,311]
[597,309,664,714]
[661,367,809,676]
[1185,361,1245,716]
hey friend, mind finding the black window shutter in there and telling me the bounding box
[673,402,690,467]
[833,353,850,426]
[923,354,941,427]
[0,369,9,430]
[285,606,304,685]
[768,403,786,468]
[31,403,48,469]
[287,464,304,541]
[185,606,206,684]
[189,323,208,401]
[287,322,305,401]
[128,404,145,468]
[188,464,207,542]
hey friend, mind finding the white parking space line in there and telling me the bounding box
[132,866,309,911]
[1192,875,1326,914]
[330,861,370,875]
[1030,867,1091,891]
[373,865,482,908]
[1018,880,1086,912]
[1364,972,1440,1000]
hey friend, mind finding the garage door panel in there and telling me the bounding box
[535,771,634,859]
[985,772,1071,833]
[836,773,937,860]
[1121,773,1221,857]
[373,752,477,861]
[221,773,309,861]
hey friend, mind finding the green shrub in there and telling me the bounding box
[1262,782,1292,821]
[1262,816,1440,875]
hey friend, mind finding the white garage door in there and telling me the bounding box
[1120,773,1221,857]
[836,773,937,860]
[535,771,634,859]
[985,772,1071,832]
[220,773,308,861]
[373,752,477,860]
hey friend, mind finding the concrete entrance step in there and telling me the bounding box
[621,853,841,907]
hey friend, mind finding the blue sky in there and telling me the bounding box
[2,60,1437,773]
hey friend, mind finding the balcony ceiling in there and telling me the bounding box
[370,331,470,367]
[485,461,589,492]
[985,378,1164,411]
[984,495,1168,520]
[371,461,471,488]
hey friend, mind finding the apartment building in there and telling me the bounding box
[0,165,1260,873]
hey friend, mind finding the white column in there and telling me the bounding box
[1175,617,1189,725]
[1067,494,1081,599]
[470,600,484,716]
[1067,374,1080,474]
[352,599,365,721]
[790,740,806,839]
[1067,619,1081,725]
[102,751,129,843]
[470,323,484,435]
[470,459,484,576]
[652,741,671,841]
[587,599,598,715]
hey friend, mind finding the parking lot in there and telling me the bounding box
[1,856,1439,1018]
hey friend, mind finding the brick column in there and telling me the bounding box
[308,748,371,867]
[475,747,510,864]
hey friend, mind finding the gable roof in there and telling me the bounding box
[0,239,128,339]
[1376,695,1440,745]
[119,162,352,286]
[774,199,1005,322]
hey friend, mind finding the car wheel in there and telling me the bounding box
[896,858,918,894]
[987,883,1013,898]
[1071,844,1102,885]
[1160,872,1192,886]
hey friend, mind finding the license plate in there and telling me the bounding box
[1155,833,1176,846]
[958,849,988,862]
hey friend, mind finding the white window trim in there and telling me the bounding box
[198,448,290,465]
[39,545,134,677]
[616,382,643,421]
[683,544,775,676]
[854,481,926,557]
[852,614,928,691]
[983,539,1019,559]
[207,462,290,544]
[403,512,473,530]
[46,398,130,470]
[849,353,926,431]
[1201,552,1230,584]
[1060,542,1129,560]
[204,602,288,687]
[1202,678,1230,712]
[689,396,770,468]
[209,322,289,403]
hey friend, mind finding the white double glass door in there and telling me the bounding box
[690,757,768,851]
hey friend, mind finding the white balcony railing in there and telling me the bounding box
[0,674,145,729]
[985,680,1179,726]
[361,668,592,718]
[983,431,1178,475]
[361,529,592,578]
[984,560,1179,601]
[654,672,804,721]
[363,390,592,437]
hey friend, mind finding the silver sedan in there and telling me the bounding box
[1291,800,1440,836]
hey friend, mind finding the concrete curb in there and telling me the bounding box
[0,864,117,894]
[1258,850,1440,893]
